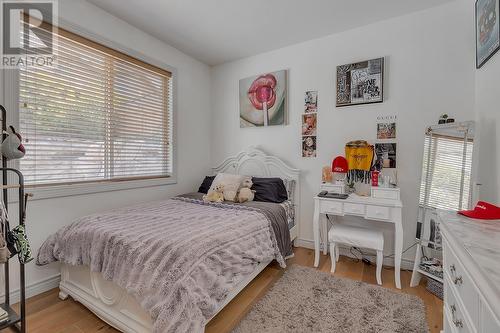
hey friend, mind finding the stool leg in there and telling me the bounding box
[330,243,336,273]
[376,250,383,285]
[335,244,340,262]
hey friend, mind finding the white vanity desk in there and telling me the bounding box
[313,185,403,289]
[439,211,500,332]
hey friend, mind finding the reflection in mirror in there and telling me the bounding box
[415,121,475,250]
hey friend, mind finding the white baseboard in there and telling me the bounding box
[294,238,415,270]
[1,274,61,304]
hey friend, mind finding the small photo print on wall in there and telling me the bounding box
[375,143,396,168]
[377,122,396,139]
[304,91,318,113]
[302,113,317,136]
[302,136,317,157]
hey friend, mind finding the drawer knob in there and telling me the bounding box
[453,276,463,286]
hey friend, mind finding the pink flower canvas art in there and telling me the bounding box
[239,70,287,127]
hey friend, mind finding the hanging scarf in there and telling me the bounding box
[345,140,374,183]
[0,201,10,263]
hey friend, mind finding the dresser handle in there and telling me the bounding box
[450,305,464,328]
[454,276,463,285]
[450,264,456,273]
[453,319,464,328]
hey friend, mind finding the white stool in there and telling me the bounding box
[328,224,384,285]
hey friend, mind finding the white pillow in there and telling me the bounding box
[209,173,248,202]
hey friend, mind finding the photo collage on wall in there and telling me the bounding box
[302,91,318,157]
[374,115,397,184]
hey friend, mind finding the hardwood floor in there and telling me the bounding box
[5,247,443,333]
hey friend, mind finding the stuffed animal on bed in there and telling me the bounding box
[237,178,255,203]
[203,184,225,203]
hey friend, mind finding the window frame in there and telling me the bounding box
[418,129,474,212]
[4,17,177,200]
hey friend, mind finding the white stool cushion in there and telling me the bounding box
[328,224,384,251]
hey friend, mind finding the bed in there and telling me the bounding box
[37,147,300,333]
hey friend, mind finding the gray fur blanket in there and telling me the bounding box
[37,196,289,333]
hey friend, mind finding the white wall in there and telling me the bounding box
[210,1,476,262]
[0,0,212,297]
[475,52,500,203]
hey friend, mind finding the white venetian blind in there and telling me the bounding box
[419,131,473,211]
[18,18,173,186]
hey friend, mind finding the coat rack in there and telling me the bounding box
[0,104,26,333]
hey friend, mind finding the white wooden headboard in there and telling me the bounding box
[213,146,300,238]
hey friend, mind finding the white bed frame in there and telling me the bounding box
[58,147,300,332]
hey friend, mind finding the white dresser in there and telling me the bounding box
[439,211,500,333]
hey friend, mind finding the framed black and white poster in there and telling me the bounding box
[336,57,384,107]
[476,0,500,68]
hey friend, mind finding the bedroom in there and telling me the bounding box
[0,0,499,332]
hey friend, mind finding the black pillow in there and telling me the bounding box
[251,177,288,203]
[198,176,215,194]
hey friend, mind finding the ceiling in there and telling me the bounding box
[87,0,454,66]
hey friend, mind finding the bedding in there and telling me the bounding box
[37,194,291,333]
[251,177,288,203]
[197,175,215,193]
[179,192,293,258]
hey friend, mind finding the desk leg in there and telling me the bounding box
[322,215,328,255]
[313,199,320,267]
[394,208,403,289]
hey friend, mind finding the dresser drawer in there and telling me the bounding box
[481,300,500,333]
[443,239,479,325]
[365,205,391,221]
[444,280,473,333]
[343,203,364,215]
[320,200,343,215]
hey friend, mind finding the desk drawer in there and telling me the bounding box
[371,187,400,200]
[344,203,364,215]
[365,205,391,220]
[443,238,479,325]
[444,277,472,333]
[320,200,343,214]
[320,183,345,194]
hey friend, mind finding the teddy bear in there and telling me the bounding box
[203,184,225,203]
[236,178,255,203]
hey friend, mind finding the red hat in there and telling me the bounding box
[458,201,500,220]
[332,156,348,173]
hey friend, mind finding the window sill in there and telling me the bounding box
[20,177,177,201]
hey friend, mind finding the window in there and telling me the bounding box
[18,19,173,187]
[419,131,473,211]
